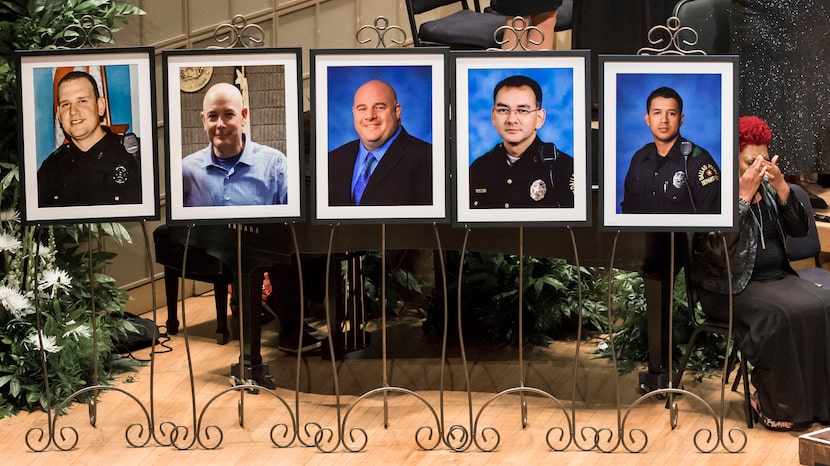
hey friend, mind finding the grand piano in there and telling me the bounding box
[154,190,676,391]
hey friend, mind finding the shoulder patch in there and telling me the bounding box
[691,146,704,158]
[697,163,719,186]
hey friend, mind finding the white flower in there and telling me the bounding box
[63,322,91,340]
[0,233,21,252]
[0,286,33,318]
[26,331,62,353]
[34,243,53,259]
[37,268,72,298]
[0,209,19,222]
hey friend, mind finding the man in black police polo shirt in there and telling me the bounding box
[469,75,574,209]
[38,70,141,207]
[620,86,720,214]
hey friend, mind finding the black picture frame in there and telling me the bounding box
[16,47,159,224]
[451,50,592,227]
[310,48,449,224]
[599,54,739,231]
[162,48,304,225]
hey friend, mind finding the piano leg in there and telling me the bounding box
[640,276,671,393]
[164,267,180,335]
[639,232,683,394]
[231,268,275,389]
[162,265,232,343]
[214,282,229,344]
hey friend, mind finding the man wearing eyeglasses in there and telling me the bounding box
[620,86,720,214]
[469,75,574,209]
[328,79,433,206]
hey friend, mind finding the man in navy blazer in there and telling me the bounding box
[328,79,433,206]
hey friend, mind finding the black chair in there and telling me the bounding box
[672,0,731,54]
[673,234,754,428]
[787,184,830,288]
[404,0,505,49]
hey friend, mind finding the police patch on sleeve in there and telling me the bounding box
[529,179,547,201]
[697,163,719,186]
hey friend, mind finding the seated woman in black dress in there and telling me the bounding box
[690,115,830,431]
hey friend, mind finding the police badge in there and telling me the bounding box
[530,179,547,201]
[113,165,129,184]
[672,170,687,189]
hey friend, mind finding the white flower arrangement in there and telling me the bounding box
[37,268,72,299]
[0,285,33,319]
[62,320,92,340]
[26,330,62,354]
[0,232,21,252]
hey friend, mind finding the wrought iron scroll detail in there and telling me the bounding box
[494,16,546,51]
[356,16,406,48]
[58,14,113,48]
[637,16,706,56]
[209,15,265,49]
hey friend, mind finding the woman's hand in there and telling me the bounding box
[765,155,790,202]
[739,153,767,203]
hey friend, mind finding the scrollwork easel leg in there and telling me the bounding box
[193,224,296,449]
[716,234,747,453]
[564,226,597,451]
[139,220,177,446]
[314,224,346,453]
[288,222,322,447]
[42,224,152,450]
[169,225,199,450]
[607,233,746,454]
[87,224,99,427]
[594,231,630,453]
[331,223,443,453]
[470,227,573,452]
[442,227,475,452]
[24,225,56,452]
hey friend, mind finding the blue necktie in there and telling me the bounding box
[352,152,376,205]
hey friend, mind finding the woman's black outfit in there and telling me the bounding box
[690,184,830,424]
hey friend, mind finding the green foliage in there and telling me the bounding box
[422,251,642,347]
[0,0,143,418]
[593,268,728,376]
[410,252,725,377]
[360,250,427,316]
[0,0,145,163]
[0,217,138,417]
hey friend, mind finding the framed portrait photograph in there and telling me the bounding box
[16,47,158,224]
[311,48,448,224]
[600,55,738,231]
[452,51,591,226]
[163,48,303,224]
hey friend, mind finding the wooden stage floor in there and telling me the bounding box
[0,288,813,465]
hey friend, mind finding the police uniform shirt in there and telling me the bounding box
[620,136,720,214]
[37,127,142,207]
[469,136,574,209]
